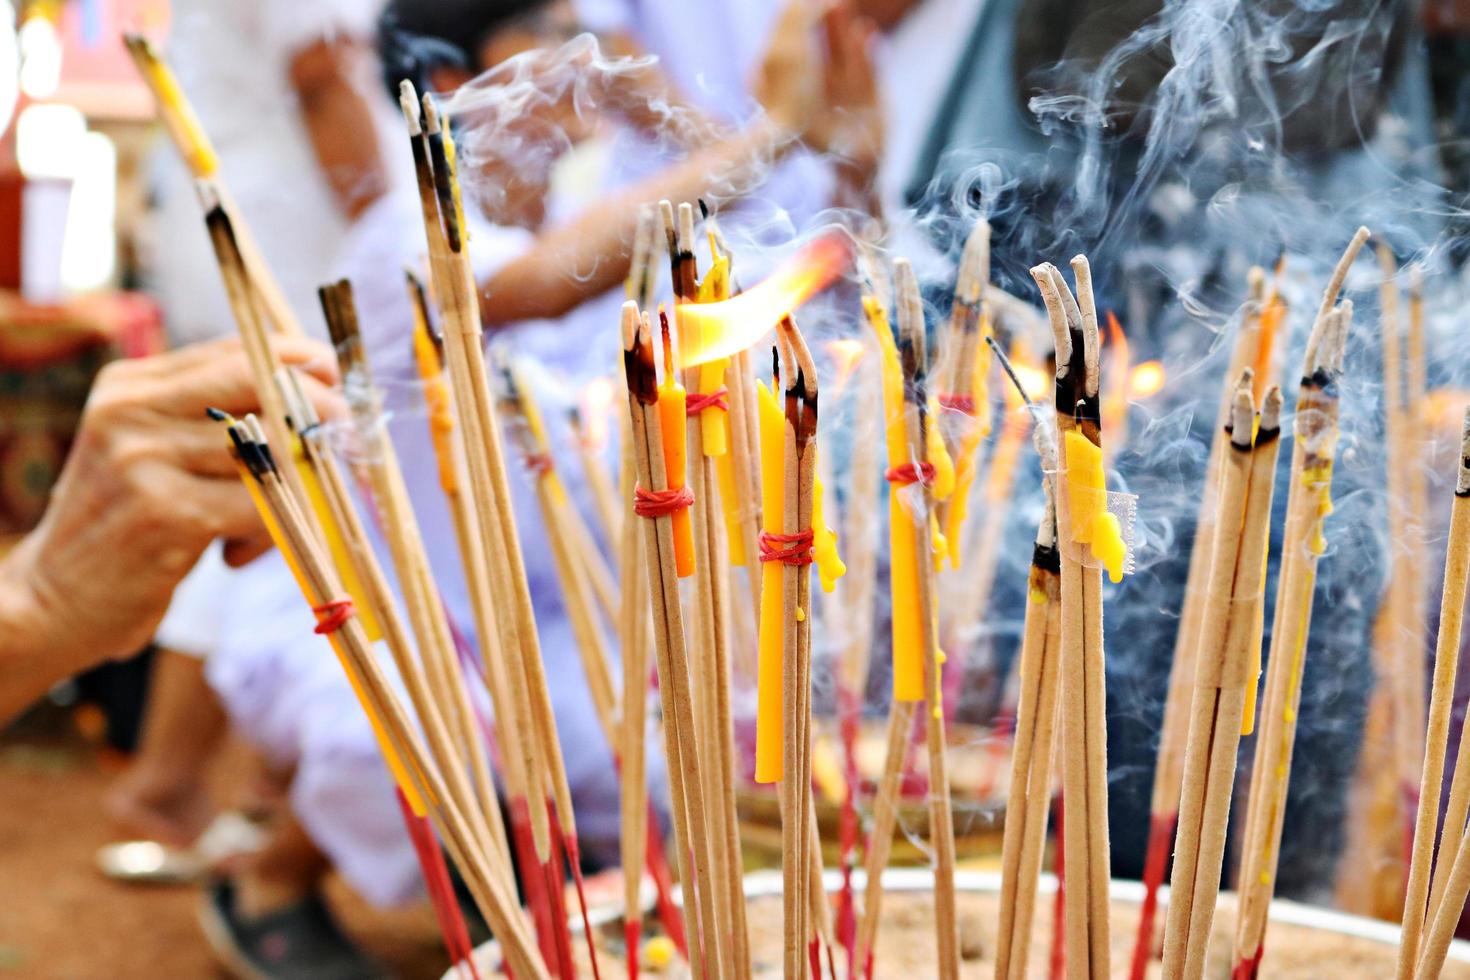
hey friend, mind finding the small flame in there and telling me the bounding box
[675,233,851,368]
[1004,348,1048,408]
[825,338,867,393]
[577,376,616,451]
[1129,361,1166,399]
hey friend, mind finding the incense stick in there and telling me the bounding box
[623,303,725,980]
[1031,257,1115,980]
[1162,374,1282,980]
[219,415,547,979]
[1232,301,1352,979]
[1406,408,1470,980]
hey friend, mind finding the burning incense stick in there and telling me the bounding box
[125,34,304,339]
[1403,408,1470,980]
[1232,301,1352,980]
[937,220,993,558]
[216,414,547,979]
[318,286,516,881]
[666,202,750,978]
[1160,373,1281,980]
[400,83,605,977]
[1031,257,1120,980]
[994,395,1063,980]
[622,303,725,979]
[1132,268,1269,975]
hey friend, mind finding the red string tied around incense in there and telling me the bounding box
[885,461,936,487]
[313,598,355,635]
[937,392,976,414]
[633,484,694,518]
[684,387,729,415]
[522,452,555,476]
[759,529,814,565]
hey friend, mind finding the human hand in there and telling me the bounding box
[754,0,823,135]
[807,2,883,180]
[1,336,341,675]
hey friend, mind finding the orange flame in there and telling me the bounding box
[674,233,851,368]
[1129,360,1166,399]
[1001,341,1047,409]
[577,376,617,451]
[1103,311,1131,437]
[825,338,867,393]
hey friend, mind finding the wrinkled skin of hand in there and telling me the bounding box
[0,337,340,680]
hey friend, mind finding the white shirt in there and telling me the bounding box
[146,0,405,346]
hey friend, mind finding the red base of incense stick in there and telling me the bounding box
[809,936,822,980]
[1231,944,1265,980]
[1129,810,1176,980]
[642,815,687,957]
[396,790,485,980]
[509,799,560,974]
[1050,797,1066,980]
[838,688,861,979]
[623,920,640,980]
[554,813,603,980]
[544,822,577,980]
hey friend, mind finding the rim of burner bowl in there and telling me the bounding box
[445,867,1470,977]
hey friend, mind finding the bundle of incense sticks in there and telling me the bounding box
[1232,244,1362,980]
[1160,372,1283,980]
[1398,408,1470,980]
[399,81,601,979]
[215,413,547,978]
[855,257,959,980]
[125,33,304,339]
[993,388,1062,980]
[1032,256,1120,980]
[1132,261,1288,977]
[663,201,752,979]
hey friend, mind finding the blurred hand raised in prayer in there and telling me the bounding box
[754,0,825,134]
[0,337,342,721]
[809,2,882,198]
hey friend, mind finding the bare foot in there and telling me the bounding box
[104,771,214,847]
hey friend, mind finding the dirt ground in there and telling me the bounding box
[0,711,449,980]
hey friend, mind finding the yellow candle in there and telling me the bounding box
[811,453,846,593]
[233,457,424,815]
[1062,429,1126,582]
[694,247,731,457]
[141,55,219,177]
[864,296,925,702]
[714,450,746,565]
[755,379,786,783]
[294,445,383,642]
[411,315,460,497]
[657,328,696,577]
[943,318,994,566]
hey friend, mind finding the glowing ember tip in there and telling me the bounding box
[675,232,851,368]
[1130,361,1167,399]
[825,338,867,392]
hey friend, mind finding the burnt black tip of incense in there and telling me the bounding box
[205,406,229,423]
[1225,421,1253,452]
[1255,421,1282,446]
[772,346,781,389]
[625,333,659,406]
[1032,541,1061,574]
[698,199,710,221]
[789,368,818,447]
[424,130,462,253]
